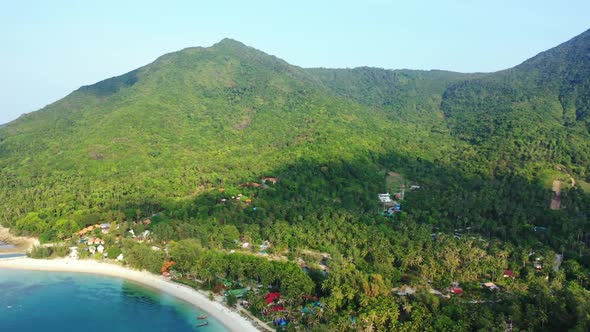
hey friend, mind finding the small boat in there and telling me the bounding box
[197,315,208,319]
[195,321,208,327]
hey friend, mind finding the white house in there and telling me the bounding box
[69,247,79,259]
[378,193,393,203]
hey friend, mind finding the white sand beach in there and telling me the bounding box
[0,257,260,332]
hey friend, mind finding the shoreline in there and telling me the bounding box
[0,257,260,332]
[0,225,39,254]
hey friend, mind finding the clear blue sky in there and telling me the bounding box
[1,0,589,124]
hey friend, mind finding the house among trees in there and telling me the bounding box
[242,182,262,188]
[264,292,286,314]
[77,224,101,237]
[87,238,104,246]
[449,287,463,295]
[482,282,500,291]
[449,282,463,294]
[265,292,281,304]
[378,193,393,203]
[100,223,111,234]
[534,258,544,271]
[262,177,279,184]
[503,269,515,278]
[225,288,249,298]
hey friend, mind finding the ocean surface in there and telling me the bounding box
[0,240,16,250]
[0,268,228,332]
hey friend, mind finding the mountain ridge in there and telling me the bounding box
[7,29,589,128]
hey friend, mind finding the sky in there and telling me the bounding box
[1,0,589,124]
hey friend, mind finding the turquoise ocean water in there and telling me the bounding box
[0,268,228,332]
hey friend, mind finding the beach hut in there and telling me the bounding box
[97,245,105,254]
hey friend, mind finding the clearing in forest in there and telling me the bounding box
[386,171,407,191]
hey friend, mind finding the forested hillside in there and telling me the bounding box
[440,28,590,179]
[2,30,590,330]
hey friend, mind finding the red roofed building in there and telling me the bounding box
[503,269,515,278]
[449,287,463,295]
[265,292,281,304]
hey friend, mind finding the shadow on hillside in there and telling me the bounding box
[173,150,587,259]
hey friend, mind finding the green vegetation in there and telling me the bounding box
[27,244,69,259]
[3,30,590,330]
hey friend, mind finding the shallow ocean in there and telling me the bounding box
[0,268,227,331]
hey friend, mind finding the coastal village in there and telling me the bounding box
[0,172,574,331]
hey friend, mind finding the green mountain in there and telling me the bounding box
[1,30,589,238]
[3,30,590,331]
[2,31,590,239]
[0,38,459,227]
